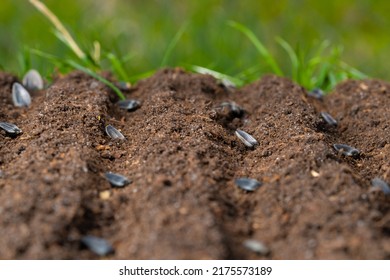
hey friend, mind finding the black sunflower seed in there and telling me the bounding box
[81,235,114,256]
[105,125,125,140]
[321,112,337,126]
[22,69,44,91]
[243,239,270,255]
[0,122,22,135]
[308,88,324,99]
[235,178,262,191]
[12,82,31,107]
[217,102,244,118]
[235,129,258,148]
[117,99,141,111]
[105,172,131,187]
[333,144,360,157]
[371,178,390,195]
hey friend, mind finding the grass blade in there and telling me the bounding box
[228,21,283,76]
[161,23,188,67]
[106,52,130,82]
[191,65,243,87]
[276,37,299,81]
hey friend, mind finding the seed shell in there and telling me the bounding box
[117,99,141,111]
[321,112,338,126]
[105,125,125,140]
[218,102,244,118]
[12,82,31,107]
[235,129,258,148]
[243,239,270,255]
[22,69,44,91]
[235,178,262,191]
[105,172,131,187]
[0,122,22,135]
[81,235,114,256]
[371,178,390,195]
[333,144,360,157]
[307,88,324,99]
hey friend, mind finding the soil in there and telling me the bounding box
[0,68,389,260]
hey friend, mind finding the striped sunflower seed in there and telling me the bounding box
[81,235,114,256]
[117,99,141,111]
[333,144,360,158]
[22,69,44,91]
[0,122,22,135]
[235,178,262,191]
[12,82,31,107]
[105,125,125,140]
[235,129,258,148]
[105,172,131,187]
[321,112,337,126]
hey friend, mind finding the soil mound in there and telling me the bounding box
[0,69,389,259]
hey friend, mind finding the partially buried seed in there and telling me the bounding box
[235,178,262,191]
[235,129,258,148]
[217,102,244,118]
[12,82,31,107]
[307,88,324,99]
[333,144,360,157]
[371,178,390,195]
[22,69,44,91]
[105,172,131,187]
[0,122,22,135]
[81,235,114,256]
[105,125,125,140]
[321,112,337,126]
[117,99,141,111]
[243,239,270,255]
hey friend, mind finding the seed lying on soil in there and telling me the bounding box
[235,178,262,191]
[105,125,125,140]
[22,69,44,91]
[243,239,270,255]
[235,129,258,148]
[0,122,22,135]
[105,172,131,187]
[333,144,360,157]
[12,82,31,107]
[81,235,114,256]
[321,112,338,126]
[217,102,244,118]
[371,178,390,195]
[307,88,324,99]
[117,99,141,111]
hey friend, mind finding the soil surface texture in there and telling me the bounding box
[0,69,389,259]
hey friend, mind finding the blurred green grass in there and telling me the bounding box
[1,0,390,84]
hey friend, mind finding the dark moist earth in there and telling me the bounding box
[0,69,389,259]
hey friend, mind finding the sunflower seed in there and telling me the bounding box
[371,178,390,195]
[217,102,244,118]
[105,125,125,140]
[81,235,114,256]
[308,88,324,99]
[243,239,270,255]
[115,81,131,91]
[235,178,262,191]
[117,99,141,111]
[105,172,131,187]
[235,129,258,148]
[333,144,360,157]
[0,122,22,135]
[12,82,31,107]
[321,112,337,126]
[22,69,44,91]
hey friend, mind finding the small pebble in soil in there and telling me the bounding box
[307,88,324,99]
[333,144,360,158]
[371,178,390,195]
[243,239,270,255]
[117,99,141,112]
[105,125,125,140]
[81,235,114,256]
[22,69,44,91]
[235,129,258,148]
[105,172,132,187]
[235,178,262,191]
[321,112,337,126]
[0,122,22,135]
[12,82,31,107]
[217,102,244,118]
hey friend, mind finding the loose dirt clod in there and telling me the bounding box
[321,112,338,126]
[243,239,270,255]
[105,125,125,140]
[12,82,31,107]
[22,69,44,91]
[81,235,114,256]
[235,178,262,191]
[0,122,22,135]
[105,172,131,187]
[333,144,360,157]
[235,129,258,148]
[117,99,141,111]
[371,178,390,195]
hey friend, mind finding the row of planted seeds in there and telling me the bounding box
[1,71,389,256]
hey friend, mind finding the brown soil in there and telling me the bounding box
[0,69,389,259]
